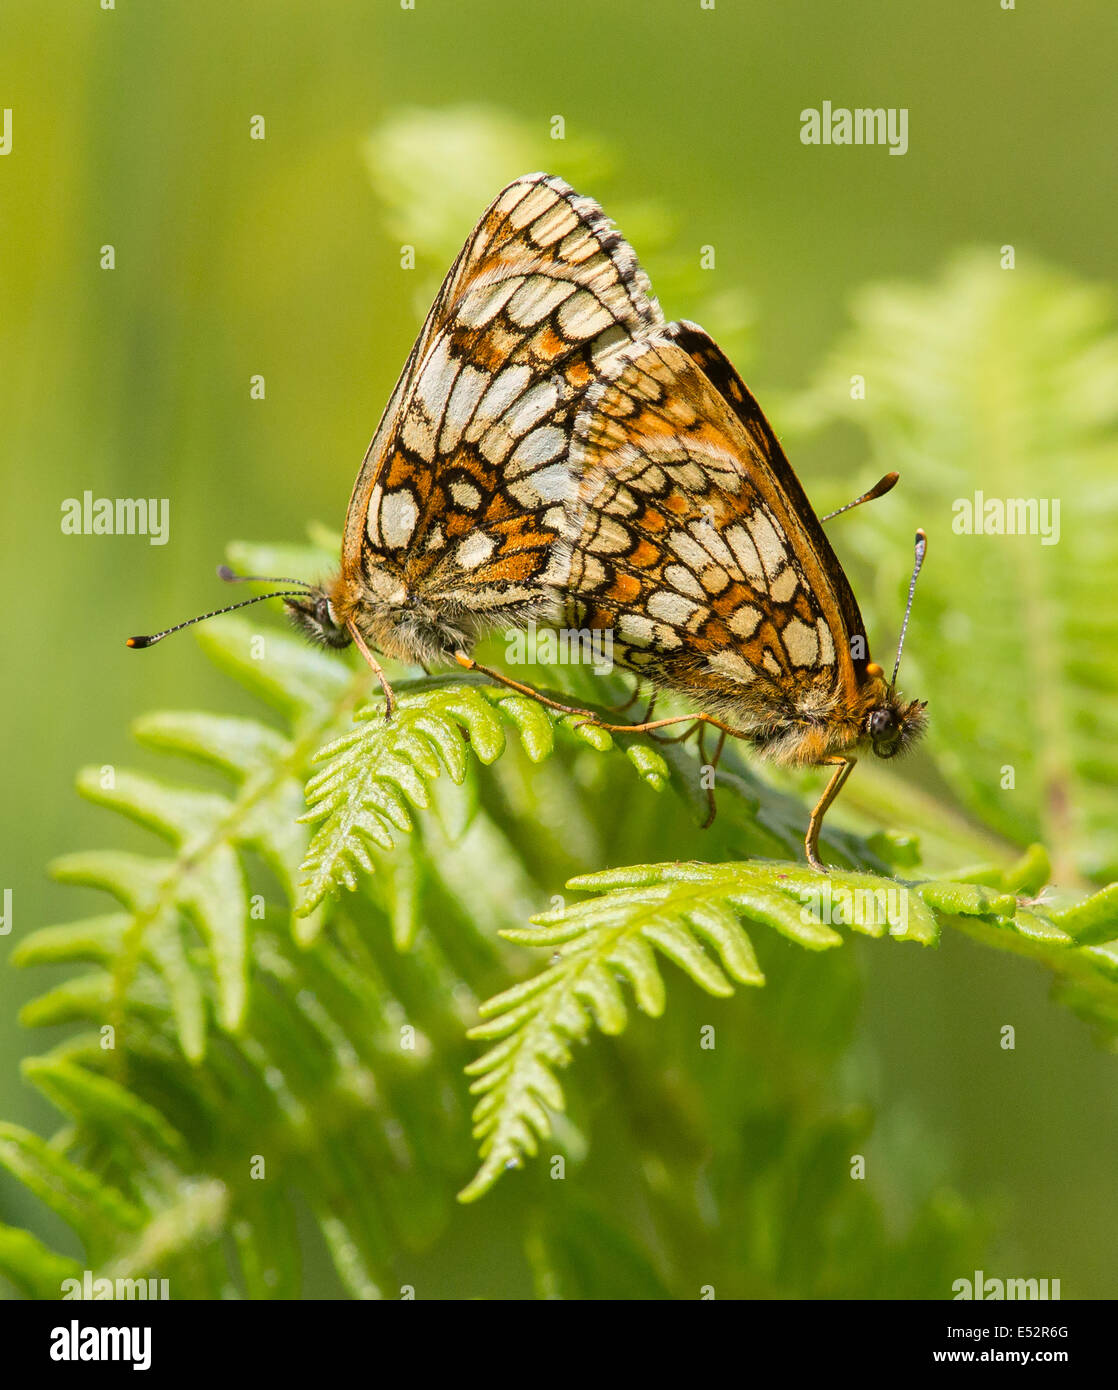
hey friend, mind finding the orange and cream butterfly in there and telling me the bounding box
[128,173,926,870]
[553,319,927,868]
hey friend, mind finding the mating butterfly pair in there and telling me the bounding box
[130,173,926,871]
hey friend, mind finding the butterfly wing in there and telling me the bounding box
[342,173,664,629]
[559,321,868,737]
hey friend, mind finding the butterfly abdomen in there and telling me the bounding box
[709,678,866,767]
[329,563,562,668]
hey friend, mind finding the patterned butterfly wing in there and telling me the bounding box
[340,173,664,642]
[559,320,872,759]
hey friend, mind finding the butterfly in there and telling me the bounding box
[287,172,666,700]
[554,319,928,868]
[128,173,926,871]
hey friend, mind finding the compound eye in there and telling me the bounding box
[868,709,894,737]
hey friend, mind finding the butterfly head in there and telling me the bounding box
[863,528,928,760]
[284,583,353,649]
[865,691,927,760]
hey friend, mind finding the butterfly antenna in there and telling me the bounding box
[890,528,927,690]
[218,564,314,588]
[126,590,313,648]
[821,472,899,523]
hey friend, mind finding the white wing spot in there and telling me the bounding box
[455,531,496,570]
[401,410,436,459]
[647,590,700,627]
[557,290,614,341]
[506,377,561,436]
[665,461,707,493]
[507,462,571,508]
[770,566,798,603]
[663,563,707,601]
[709,650,756,685]
[587,516,632,555]
[440,366,489,452]
[617,613,656,647]
[703,564,730,595]
[508,184,557,230]
[686,520,736,570]
[457,277,524,330]
[724,524,765,586]
[652,624,683,650]
[727,605,762,640]
[506,276,577,328]
[671,529,717,571]
[450,481,482,511]
[748,509,788,580]
[558,227,598,263]
[590,323,630,365]
[528,201,579,247]
[365,484,384,544]
[783,619,819,668]
[508,426,566,476]
[577,553,606,588]
[466,364,533,441]
[378,489,420,550]
[479,420,516,466]
[416,338,459,415]
[496,180,537,216]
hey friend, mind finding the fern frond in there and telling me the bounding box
[11,508,1117,1287]
[461,848,1118,1199]
[298,678,670,915]
[5,894,478,1298]
[0,1221,83,1301]
[24,603,371,1064]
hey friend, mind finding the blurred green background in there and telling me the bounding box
[2,0,1116,1297]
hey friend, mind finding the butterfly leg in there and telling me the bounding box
[453,652,603,721]
[648,719,700,744]
[451,657,747,774]
[805,756,857,872]
[698,725,728,829]
[606,693,699,743]
[348,624,398,720]
[581,711,742,740]
[604,679,647,715]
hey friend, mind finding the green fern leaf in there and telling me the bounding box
[461,849,1118,1199]
[298,679,670,915]
[0,1124,145,1255]
[0,1224,83,1300]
